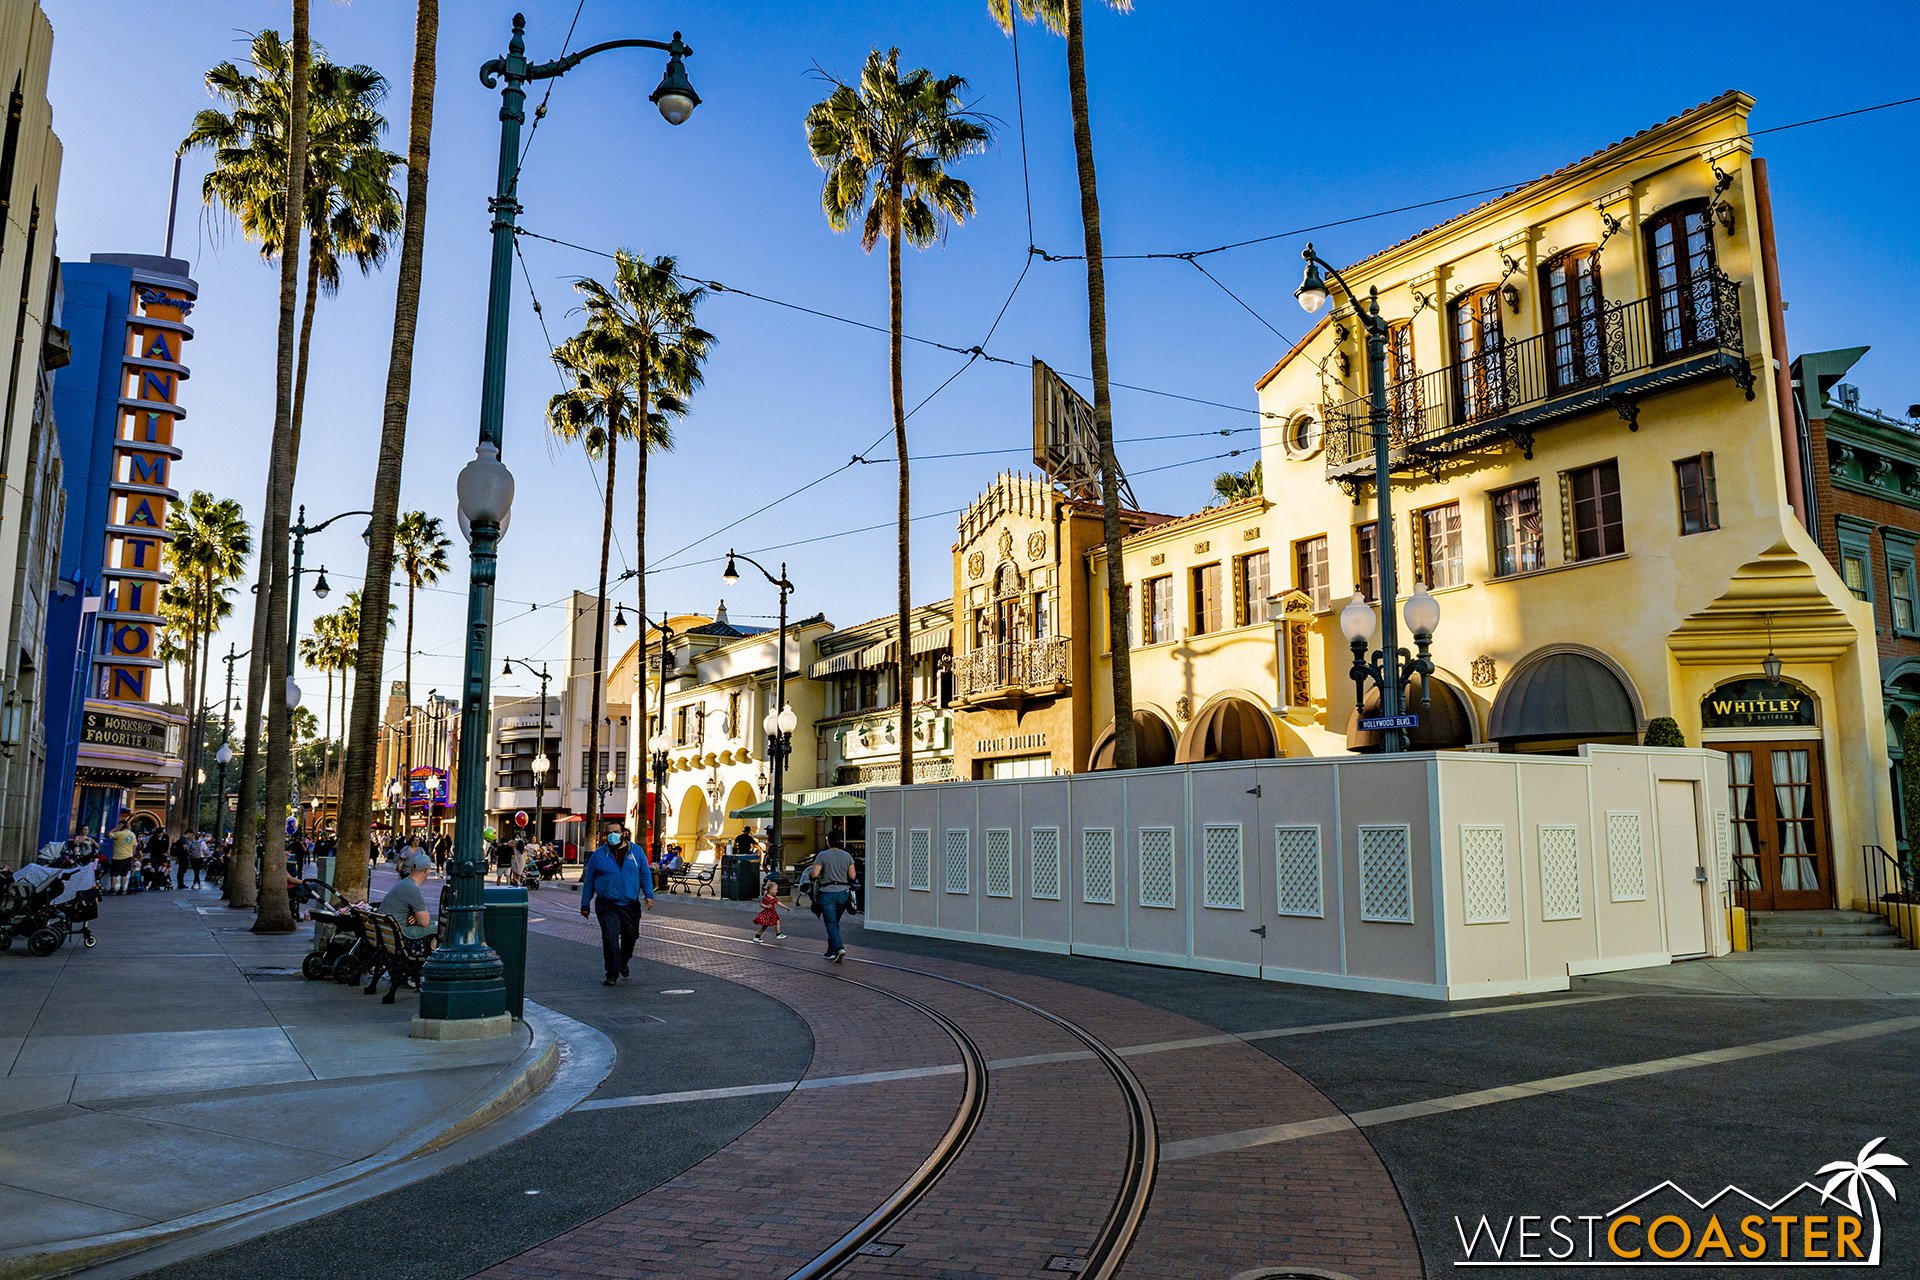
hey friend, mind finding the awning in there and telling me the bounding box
[1090,712,1176,770]
[729,785,868,821]
[859,641,895,667]
[1488,651,1637,743]
[809,651,863,678]
[1175,698,1278,764]
[1347,675,1475,751]
[910,625,952,655]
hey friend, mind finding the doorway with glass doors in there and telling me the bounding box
[1708,740,1833,910]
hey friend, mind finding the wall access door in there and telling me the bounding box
[1708,741,1833,911]
[1655,779,1710,957]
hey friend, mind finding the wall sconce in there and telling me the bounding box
[1761,613,1783,688]
[1500,282,1521,314]
[1336,351,1352,378]
[1714,202,1736,235]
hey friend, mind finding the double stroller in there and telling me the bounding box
[0,863,99,955]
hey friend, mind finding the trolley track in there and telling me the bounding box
[639,914,1158,1280]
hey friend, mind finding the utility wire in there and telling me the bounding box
[506,0,589,196]
[1033,93,1920,262]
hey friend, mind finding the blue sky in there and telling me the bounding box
[41,0,1920,705]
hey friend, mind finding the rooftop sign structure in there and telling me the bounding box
[1032,358,1134,507]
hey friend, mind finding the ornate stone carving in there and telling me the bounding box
[967,550,986,581]
[1175,695,1192,721]
[1027,530,1046,561]
[1471,654,1497,687]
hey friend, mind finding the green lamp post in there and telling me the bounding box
[1295,245,1440,754]
[418,12,700,1031]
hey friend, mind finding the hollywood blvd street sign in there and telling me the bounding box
[1360,714,1419,731]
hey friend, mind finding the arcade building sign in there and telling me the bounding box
[1700,678,1816,730]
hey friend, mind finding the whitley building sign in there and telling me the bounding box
[1700,679,1816,730]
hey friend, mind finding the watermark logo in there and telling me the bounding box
[1455,1138,1907,1266]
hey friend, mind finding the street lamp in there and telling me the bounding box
[724,552,794,871]
[312,568,330,600]
[386,777,402,841]
[613,604,628,633]
[597,768,617,822]
[1297,242,1425,753]
[424,13,700,1031]
[502,657,553,844]
[763,701,798,873]
[646,616,676,868]
[214,742,233,842]
[1341,585,1440,753]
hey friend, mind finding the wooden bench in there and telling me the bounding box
[361,912,433,1004]
[665,852,718,897]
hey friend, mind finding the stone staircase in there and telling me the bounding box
[1749,909,1912,950]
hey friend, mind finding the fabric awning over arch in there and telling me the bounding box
[1090,712,1176,770]
[1346,674,1475,751]
[1175,697,1278,764]
[1489,651,1637,743]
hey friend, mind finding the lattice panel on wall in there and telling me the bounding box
[1459,824,1508,924]
[1082,828,1116,904]
[944,830,970,894]
[1274,825,1323,918]
[1359,825,1414,924]
[1605,811,1648,902]
[1138,827,1177,909]
[872,828,897,888]
[985,829,1013,898]
[1030,827,1061,900]
[1202,824,1244,910]
[1713,809,1731,881]
[908,829,931,892]
[1539,824,1583,920]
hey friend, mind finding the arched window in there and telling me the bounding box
[1449,286,1506,422]
[1540,248,1605,393]
[1644,200,1719,360]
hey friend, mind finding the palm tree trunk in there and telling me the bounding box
[171,593,199,839]
[254,0,311,935]
[635,373,649,837]
[403,578,415,838]
[191,591,216,828]
[585,434,617,840]
[229,513,276,907]
[889,192,913,786]
[336,0,437,906]
[1067,0,1135,770]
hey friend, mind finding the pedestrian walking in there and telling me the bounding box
[106,819,135,894]
[171,832,191,889]
[805,839,858,962]
[578,824,652,986]
[750,880,786,943]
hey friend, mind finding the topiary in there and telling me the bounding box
[1643,716,1685,748]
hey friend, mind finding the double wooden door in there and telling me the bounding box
[1709,740,1832,911]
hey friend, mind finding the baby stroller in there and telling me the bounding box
[521,845,562,890]
[299,881,369,982]
[0,865,90,955]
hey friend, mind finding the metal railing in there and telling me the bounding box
[1323,272,1749,474]
[955,636,1071,700]
[1862,845,1917,949]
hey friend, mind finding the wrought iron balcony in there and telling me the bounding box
[1322,271,1754,490]
[954,636,1071,705]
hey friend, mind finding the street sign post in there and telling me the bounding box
[1359,714,1419,732]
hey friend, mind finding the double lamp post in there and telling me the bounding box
[722,551,796,873]
[419,13,700,1029]
[1293,244,1441,752]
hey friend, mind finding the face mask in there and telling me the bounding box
[608,834,623,847]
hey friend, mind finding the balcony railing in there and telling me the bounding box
[1322,272,1753,485]
[955,636,1070,702]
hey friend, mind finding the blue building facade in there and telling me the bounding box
[40,253,195,842]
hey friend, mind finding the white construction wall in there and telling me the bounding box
[863,746,1731,1000]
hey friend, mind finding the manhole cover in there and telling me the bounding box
[1045,1259,1086,1274]
[855,1243,902,1257]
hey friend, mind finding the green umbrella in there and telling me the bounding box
[728,797,777,820]
[791,792,867,818]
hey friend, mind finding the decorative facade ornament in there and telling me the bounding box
[998,527,1015,561]
[967,550,986,581]
[1471,654,1497,687]
[1175,695,1192,722]
[1027,530,1046,561]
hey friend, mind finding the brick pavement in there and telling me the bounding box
[486,905,1418,1279]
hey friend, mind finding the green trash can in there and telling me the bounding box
[482,885,529,1019]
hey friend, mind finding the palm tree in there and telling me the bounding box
[1818,1137,1907,1264]
[393,511,450,826]
[989,0,1137,765]
[1210,461,1262,506]
[180,14,393,916]
[547,332,639,838]
[164,491,251,837]
[335,0,437,907]
[807,49,989,785]
[573,251,713,832]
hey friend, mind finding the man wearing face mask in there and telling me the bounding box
[579,823,653,986]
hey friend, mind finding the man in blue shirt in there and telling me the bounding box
[579,824,653,986]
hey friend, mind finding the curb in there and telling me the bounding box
[0,1011,563,1280]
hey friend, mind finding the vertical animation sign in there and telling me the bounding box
[99,282,193,704]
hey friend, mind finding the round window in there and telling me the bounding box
[1289,414,1321,457]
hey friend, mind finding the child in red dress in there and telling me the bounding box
[751,883,785,942]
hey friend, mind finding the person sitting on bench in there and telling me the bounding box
[379,851,434,931]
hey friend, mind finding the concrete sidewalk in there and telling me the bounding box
[0,885,556,1279]
[1577,947,1920,998]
